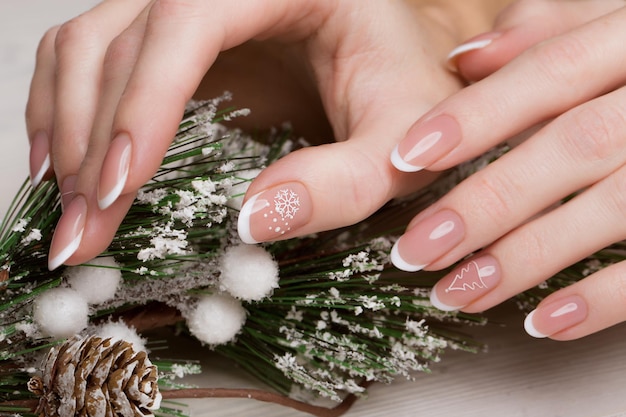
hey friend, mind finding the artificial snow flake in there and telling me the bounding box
[21,228,42,245]
[11,218,29,233]
[137,223,190,261]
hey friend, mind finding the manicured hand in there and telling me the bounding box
[389,0,626,340]
[27,0,506,269]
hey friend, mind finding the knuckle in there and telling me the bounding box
[529,34,591,87]
[516,228,551,267]
[469,173,518,229]
[55,16,99,54]
[601,167,626,220]
[36,25,60,61]
[102,35,135,75]
[558,103,626,163]
[150,0,199,21]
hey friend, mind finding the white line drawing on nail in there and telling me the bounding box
[446,261,495,292]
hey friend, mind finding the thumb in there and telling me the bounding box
[450,0,624,81]
[237,126,440,244]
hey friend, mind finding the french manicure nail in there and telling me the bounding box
[524,295,588,338]
[29,131,51,187]
[430,255,500,311]
[391,114,462,172]
[391,209,465,272]
[98,133,132,210]
[60,175,77,212]
[238,182,312,244]
[48,195,87,270]
[446,32,501,71]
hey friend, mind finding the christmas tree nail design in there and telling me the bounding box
[445,260,495,292]
[430,256,500,312]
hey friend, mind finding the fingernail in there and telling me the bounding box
[48,194,87,270]
[524,295,588,338]
[446,32,501,72]
[430,255,500,311]
[98,133,132,210]
[391,209,464,272]
[29,131,51,187]
[391,114,461,172]
[60,175,77,212]
[238,182,312,244]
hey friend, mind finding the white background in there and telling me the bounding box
[1,1,625,416]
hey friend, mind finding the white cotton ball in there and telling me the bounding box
[185,293,247,346]
[65,256,122,304]
[95,321,147,352]
[33,287,89,339]
[226,169,262,210]
[219,244,279,301]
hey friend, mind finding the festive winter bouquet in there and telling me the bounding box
[0,94,605,417]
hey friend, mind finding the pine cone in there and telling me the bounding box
[29,336,161,417]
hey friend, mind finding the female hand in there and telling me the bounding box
[389,0,626,340]
[26,0,509,270]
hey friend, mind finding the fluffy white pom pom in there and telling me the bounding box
[185,293,247,346]
[219,244,279,301]
[65,256,122,304]
[95,320,147,352]
[33,287,89,338]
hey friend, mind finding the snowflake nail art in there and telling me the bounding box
[238,182,312,244]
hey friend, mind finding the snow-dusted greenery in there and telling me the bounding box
[0,95,600,416]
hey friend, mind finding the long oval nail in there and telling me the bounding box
[391,209,465,272]
[238,182,312,244]
[29,131,51,187]
[98,133,132,210]
[446,32,501,72]
[391,114,462,172]
[524,295,588,338]
[430,255,500,311]
[48,195,87,270]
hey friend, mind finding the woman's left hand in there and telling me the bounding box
[390,0,626,340]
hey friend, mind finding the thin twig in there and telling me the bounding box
[0,383,369,417]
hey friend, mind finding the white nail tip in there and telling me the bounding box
[98,172,128,210]
[48,228,83,271]
[524,310,549,339]
[31,154,51,188]
[390,145,424,173]
[429,286,462,312]
[447,39,494,62]
[390,240,426,272]
[237,192,260,245]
